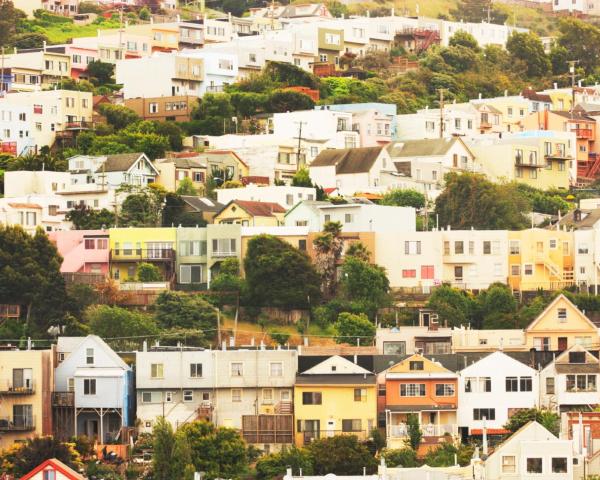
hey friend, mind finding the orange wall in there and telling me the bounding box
[385,379,458,408]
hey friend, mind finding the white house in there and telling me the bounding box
[539,345,600,413]
[135,347,215,433]
[216,185,316,209]
[395,103,479,140]
[457,351,538,436]
[181,50,239,95]
[54,335,132,443]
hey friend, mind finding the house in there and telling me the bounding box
[566,208,600,290]
[213,349,297,452]
[2,50,71,91]
[176,226,209,288]
[384,354,459,452]
[124,95,197,122]
[0,348,54,450]
[213,200,286,227]
[199,150,250,183]
[48,229,110,277]
[524,293,599,351]
[308,146,391,195]
[481,421,574,480]
[540,345,600,413]
[155,154,207,193]
[180,196,224,224]
[135,346,215,433]
[241,226,310,262]
[53,335,133,443]
[451,326,526,353]
[285,200,416,233]
[294,355,377,446]
[457,351,539,437]
[205,223,242,285]
[216,185,317,209]
[108,227,177,282]
[68,153,159,191]
[19,458,85,480]
[0,199,50,233]
[470,95,531,132]
[395,103,479,140]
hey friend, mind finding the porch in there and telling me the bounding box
[385,409,458,449]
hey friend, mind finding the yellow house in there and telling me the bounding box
[294,355,377,446]
[508,228,574,292]
[213,200,286,227]
[111,24,179,52]
[525,293,600,351]
[539,88,574,112]
[109,227,177,282]
[472,96,530,133]
[0,349,54,450]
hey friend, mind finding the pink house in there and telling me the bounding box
[48,230,109,275]
[64,44,99,80]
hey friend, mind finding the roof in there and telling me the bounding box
[555,363,600,374]
[525,293,597,332]
[181,196,223,212]
[521,88,552,103]
[551,110,596,122]
[167,157,206,169]
[7,202,42,209]
[310,146,383,174]
[387,404,456,412]
[95,153,148,173]
[295,373,376,385]
[557,208,600,230]
[219,199,286,217]
[202,150,249,169]
[474,103,502,114]
[388,137,471,158]
[20,458,85,480]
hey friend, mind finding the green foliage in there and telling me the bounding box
[515,184,570,215]
[244,234,321,309]
[435,173,530,230]
[268,90,315,113]
[339,257,390,317]
[269,330,290,345]
[176,177,198,195]
[138,6,151,20]
[221,0,246,16]
[406,413,422,451]
[263,61,321,90]
[423,442,474,467]
[556,18,600,75]
[154,291,217,335]
[335,312,375,346]
[448,31,481,52]
[66,205,115,230]
[0,0,26,47]
[506,32,550,78]
[210,258,244,306]
[426,285,473,327]
[308,435,377,475]
[153,417,175,480]
[256,446,314,480]
[380,189,426,208]
[4,437,82,476]
[85,305,159,340]
[450,0,507,23]
[504,408,560,436]
[13,31,48,48]
[292,167,314,188]
[119,184,167,227]
[313,221,344,299]
[136,262,162,282]
[98,103,139,130]
[345,242,370,262]
[475,283,518,329]
[383,448,419,468]
[86,60,115,85]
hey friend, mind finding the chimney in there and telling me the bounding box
[43,41,47,52]
[504,89,508,97]
[27,337,32,350]
[478,93,482,99]
[554,82,558,90]
[176,14,181,22]
[578,80,582,87]
[353,354,358,364]
[143,340,148,352]
[221,340,227,350]
[150,17,154,24]
[229,336,235,347]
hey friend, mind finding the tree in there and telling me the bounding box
[244,235,321,309]
[308,435,377,475]
[178,420,249,480]
[155,291,218,334]
[313,221,344,300]
[355,51,391,71]
[0,0,25,48]
[506,32,550,78]
[153,417,175,480]
[339,257,390,316]
[406,413,422,451]
[210,257,243,307]
[426,285,473,328]
[345,242,370,262]
[435,173,529,230]
[66,205,115,230]
[448,31,481,52]
[450,0,507,23]
[263,61,320,89]
[256,446,314,480]
[171,429,195,480]
[119,184,167,227]
[86,60,115,86]
[380,189,426,209]
[335,312,375,346]
[475,283,518,329]
[267,90,315,113]
[504,408,560,436]
[291,167,314,188]
[85,305,159,346]
[13,32,49,49]
[269,330,290,346]
[423,442,474,467]
[176,176,198,196]
[98,103,139,130]
[383,448,419,468]
[137,262,162,282]
[222,0,246,16]
[6,437,82,477]
[556,18,600,75]
[138,5,150,20]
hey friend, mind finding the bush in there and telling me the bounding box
[137,262,162,282]
[383,448,419,468]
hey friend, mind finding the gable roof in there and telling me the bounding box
[557,208,600,230]
[387,137,473,159]
[301,355,372,375]
[458,350,536,375]
[20,458,85,480]
[180,196,223,212]
[201,150,249,169]
[310,146,383,174]
[218,199,286,218]
[521,89,552,103]
[486,421,558,460]
[551,110,596,122]
[283,200,330,218]
[58,335,129,370]
[525,293,597,332]
[386,353,457,378]
[95,153,157,174]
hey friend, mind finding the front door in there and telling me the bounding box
[86,419,99,440]
[558,337,568,351]
[326,419,335,437]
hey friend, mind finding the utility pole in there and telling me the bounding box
[568,60,579,119]
[295,121,306,168]
[1,46,5,94]
[436,88,446,138]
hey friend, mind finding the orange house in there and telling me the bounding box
[385,354,459,451]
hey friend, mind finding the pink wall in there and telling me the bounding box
[48,230,109,273]
[65,45,99,79]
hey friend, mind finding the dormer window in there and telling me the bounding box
[86,348,94,365]
[409,361,424,371]
[569,352,585,364]
[331,365,337,371]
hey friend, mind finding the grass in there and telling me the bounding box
[20,12,122,44]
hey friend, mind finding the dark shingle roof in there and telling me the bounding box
[387,137,465,158]
[170,158,205,169]
[521,89,552,103]
[557,209,600,230]
[228,200,286,217]
[552,111,596,122]
[181,196,223,212]
[295,373,376,385]
[96,153,145,173]
[555,364,600,374]
[310,146,383,174]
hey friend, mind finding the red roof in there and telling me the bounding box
[232,200,286,216]
[8,203,42,209]
[241,176,270,186]
[20,458,85,480]
[470,428,511,435]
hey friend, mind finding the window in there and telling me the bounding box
[270,362,283,377]
[342,419,362,432]
[454,241,464,254]
[263,388,273,403]
[435,384,455,396]
[566,374,597,392]
[298,239,307,251]
[506,376,518,392]
[400,383,426,396]
[402,269,416,278]
[404,241,421,255]
[421,265,434,279]
[483,241,491,254]
[151,363,164,379]
[569,351,585,363]
[502,456,516,474]
[473,408,495,420]
[149,103,159,114]
[579,243,589,254]
[558,308,567,322]
[383,341,406,355]
[231,362,243,376]
[546,377,555,394]
[527,458,543,474]
[552,457,567,473]
[84,378,96,395]
[465,377,491,392]
[511,264,521,276]
[409,361,423,371]
[344,213,353,223]
[354,388,367,402]
[533,337,550,351]
[84,239,95,249]
[190,363,202,378]
[142,391,162,403]
[86,348,94,365]
[183,390,193,402]
[232,389,242,402]
[524,264,533,276]
[165,391,173,402]
[520,376,532,391]
[302,392,322,404]
[550,239,557,249]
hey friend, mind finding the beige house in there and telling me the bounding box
[124,95,197,122]
[156,153,207,193]
[214,200,286,226]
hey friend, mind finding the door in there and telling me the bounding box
[326,419,335,437]
[558,337,568,351]
[13,404,32,428]
[86,419,99,439]
[12,369,23,389]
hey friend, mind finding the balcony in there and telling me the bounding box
[64,120,93,130]
[110,249,175,262]
[302,430,369,444]
[0,415,35,431]
[211,250,237,258]
[572,128,593,139]
[515,157,543,168]
[479,121,492,129]
[545,152,572,161]
[52,391,74,407]
[0,380,35,395]
[388,423,458,438]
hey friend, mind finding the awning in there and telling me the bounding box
[470,428,510,435]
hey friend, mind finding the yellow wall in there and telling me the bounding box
[508,229,574,292]
[214,204,284,227]
[524,295,599,350]
[294,383,377,446]
[546,91,573,111]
